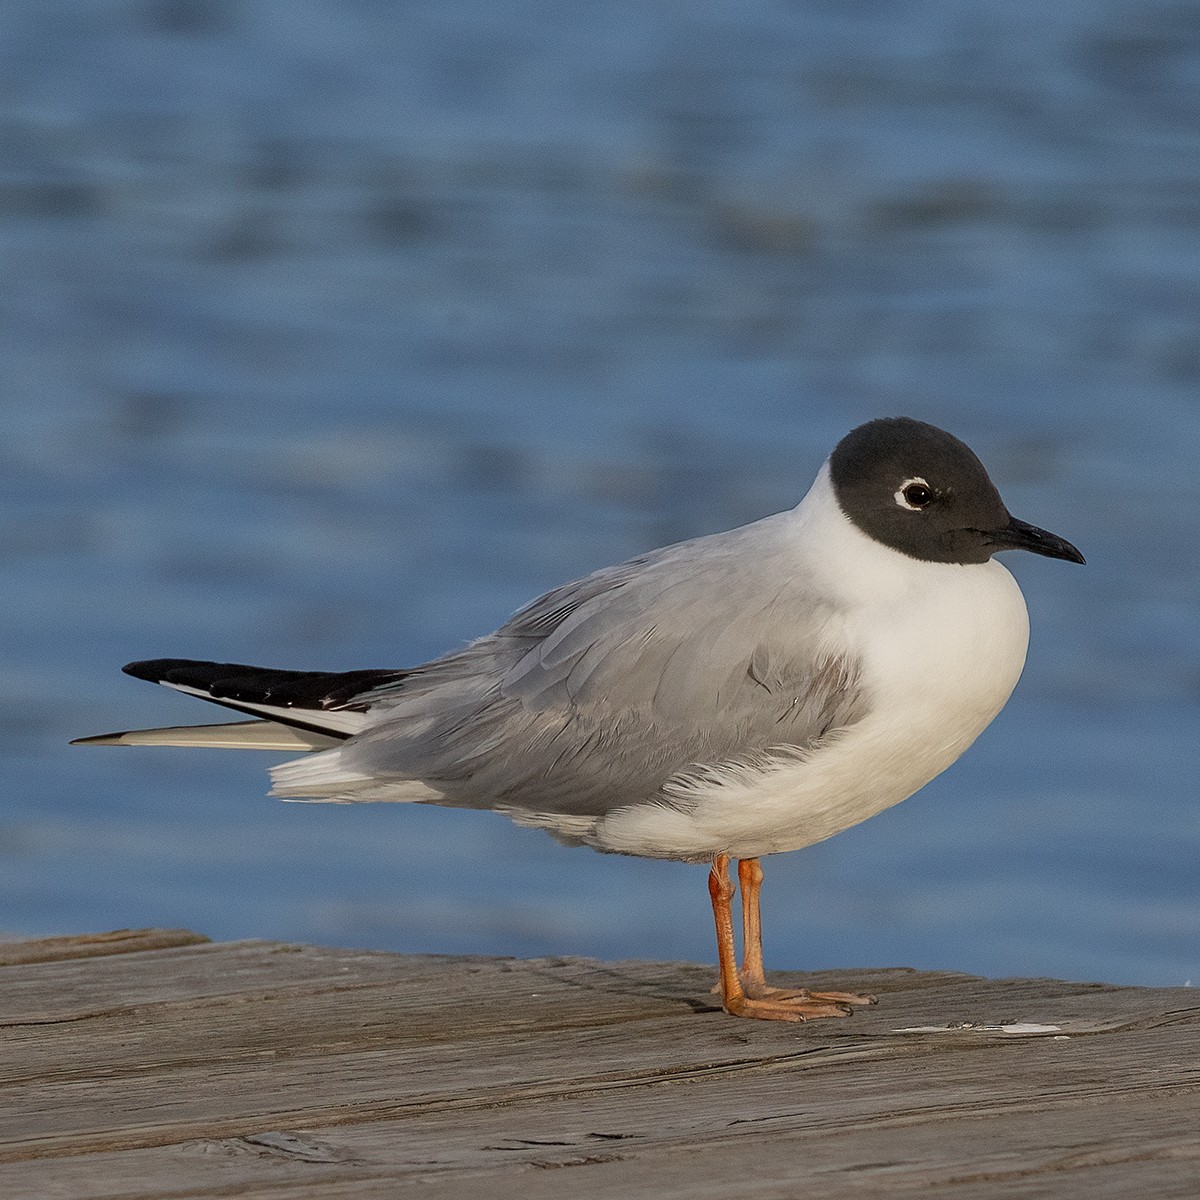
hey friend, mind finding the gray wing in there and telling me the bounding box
[341,513,868,816]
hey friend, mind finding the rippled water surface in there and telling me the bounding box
[2,1,1198,986]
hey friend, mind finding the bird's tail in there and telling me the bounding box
[72,657,407,751]
[73,657,443,805]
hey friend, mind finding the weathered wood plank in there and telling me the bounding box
[9,1029,1200,1199]
[2,935,1197,1199]
[0,928,210,967]
[11,1098,1200,1200]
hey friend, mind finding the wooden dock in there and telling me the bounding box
[2,929,1198,1198]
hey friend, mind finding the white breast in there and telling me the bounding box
[592,465,1031,860]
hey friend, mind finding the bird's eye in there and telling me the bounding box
[895,479,934,510]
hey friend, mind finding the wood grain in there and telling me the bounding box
[2,931,1197,1198]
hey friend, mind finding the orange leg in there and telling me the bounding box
[708,854,749,1011]
[708,855,876,1021]
[738,857,769,991]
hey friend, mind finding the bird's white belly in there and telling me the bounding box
[591,559,1030,861]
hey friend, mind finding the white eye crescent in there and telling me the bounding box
[895,477,934,510]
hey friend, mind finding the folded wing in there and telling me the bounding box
[272,515,869,816]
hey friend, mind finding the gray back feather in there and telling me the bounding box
[342,513,868,816]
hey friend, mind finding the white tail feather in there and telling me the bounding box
[71,720,340,752]
[270,747,445,803]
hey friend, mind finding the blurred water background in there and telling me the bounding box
[1,0,1197,987]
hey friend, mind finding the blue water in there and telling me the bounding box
[1,1,1197,987]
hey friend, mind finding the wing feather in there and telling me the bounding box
[276,513,870,816]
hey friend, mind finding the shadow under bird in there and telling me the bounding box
[76,417,1084,1021]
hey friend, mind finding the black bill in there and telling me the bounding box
[986,516,1085,564]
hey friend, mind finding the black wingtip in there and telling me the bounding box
[118,658,408,712]
[122,659,187,683]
